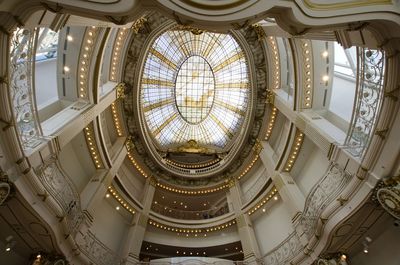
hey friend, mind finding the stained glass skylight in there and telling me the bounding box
[140,30,249,149]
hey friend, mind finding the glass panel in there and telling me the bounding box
[141,30,249,149]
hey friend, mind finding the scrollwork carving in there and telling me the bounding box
[77,231,120,265]
[35,158,83,235]
[344,48,385,158]
[262,232,303,265]
[300,163,352,239]
[9,27,44,151]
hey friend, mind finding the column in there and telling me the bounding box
[122,178,156,264]
[80,138,127,212]
[228,180,261,264]
[271,171,305,223]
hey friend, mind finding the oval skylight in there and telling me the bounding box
[175,55,215,124]
[140,30,249,150]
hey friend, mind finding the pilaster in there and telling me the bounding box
[228,181,261,263]
[121,177,156,263]
[80,138,127,212]
[272,171,305,223]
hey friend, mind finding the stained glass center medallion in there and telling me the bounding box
[175,56,215,124]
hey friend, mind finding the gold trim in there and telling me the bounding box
[181,0,249,10]
[215,82,248,89]
[214,99,245,116]
[142,78,174,87]
[303,0,391,10]
[282,128,304,172]
[152,113,178,136]
[143,98,174,112]
[210,114,233,138]
[213,52,244,72]
[149,47,177,69]
[156,182,229,195]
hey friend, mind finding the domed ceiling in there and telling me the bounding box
[140,30,249,151]
[123,14,268,187]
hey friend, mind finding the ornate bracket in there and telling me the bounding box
[373,175,400,219]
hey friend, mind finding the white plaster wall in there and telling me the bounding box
[118,159,146,202]
[253,200,293,256]
[91,198,129,252]
[58,132,96,193]
[292,139,330,195]
[35,58,58,108]
[329,76,356,122]
[240,165,267,203]
[269,112,290,162]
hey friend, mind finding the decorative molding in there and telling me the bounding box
[84,123,105,169]
[282,129,304,172]
[148,219,236,237]
[237,155,259,180]
[156,181,229,195]
[107,185,136,214]
[110,29,128,82]
[267,36,280,91]
[111,101,124,137]
[373,175,400,219]
[299,39,313,109]
[78,26,100,100]
[247,186,278,215]
[265,107,277,140]
[0,168,12,205]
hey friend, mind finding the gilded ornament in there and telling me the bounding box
[131,16,148,34]
[250,24,266,41]
[116,82,127,99]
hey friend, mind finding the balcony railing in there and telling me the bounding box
[151,203,230,220]
[344,47,385,158]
